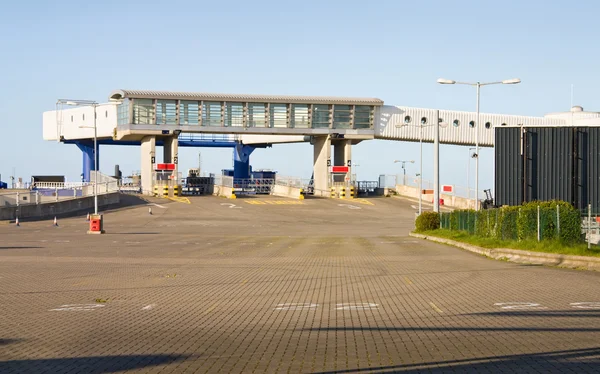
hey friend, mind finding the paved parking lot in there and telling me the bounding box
[1,195,599,373]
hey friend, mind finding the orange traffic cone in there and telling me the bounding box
[53,217,58,227]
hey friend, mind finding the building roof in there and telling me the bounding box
[109,89,384,106]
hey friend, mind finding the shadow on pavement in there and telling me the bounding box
[0,247,43,250]
[0,354,188,373]
[313,347,600,373]
[0,338,22,345]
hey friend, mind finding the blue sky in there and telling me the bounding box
[1,0,598,192]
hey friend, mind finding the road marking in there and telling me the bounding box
[354,199,374,205]
[411,205,418,210]
[403,276,413,285]
[54,240,70,243]
[494,302,547,310]
[50,304,105,312]
[336,303,379,310]
[274,303,318,311]
[338,204,361,210]
[141,304,155,310]
[570,302,600,309]
[241,279,248,285]
[220,203,241,209]
[245,200,304,205]
[203,302,219,315]
[125,241,141,244]
[429,302,444,314]
[149,203,166,209]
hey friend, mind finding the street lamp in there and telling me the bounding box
[58,99,99,215]
[393,160,415,186]
[437,78,521,210]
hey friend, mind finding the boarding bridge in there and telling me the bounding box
[43,90,599,196]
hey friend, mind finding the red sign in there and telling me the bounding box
[155,163,176,171]
[442,185,453,193]
[330,166,349,173]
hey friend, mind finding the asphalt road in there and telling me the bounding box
[0,195,599,373]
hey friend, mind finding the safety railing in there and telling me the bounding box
[32,181,90,189]
[1,180,120,208]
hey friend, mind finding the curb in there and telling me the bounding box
[409,232,600,272]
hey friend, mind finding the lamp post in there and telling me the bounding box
[393,160,415,186]
[58,99,99,214]
[467,147,476,207]
[437,78,520,210]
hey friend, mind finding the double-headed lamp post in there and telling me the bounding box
[437,78,521,210]
[58,99,99,215]
[393,160,415,186]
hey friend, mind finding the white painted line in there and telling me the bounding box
[149,203,166,209]
[337,204,361,210]
[411,205,418,210]
[220,203,241,209]
[336,303,379,310]
[570,302,600,309]
[494,302,547,310]
[274,303,318,311]
[54,240,70,243]
[141,304,155,310]
[125,241,141,244]
[50,304,105,312]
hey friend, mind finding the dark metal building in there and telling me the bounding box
[495,126,600,211]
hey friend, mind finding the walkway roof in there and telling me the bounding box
[109,89,384,106]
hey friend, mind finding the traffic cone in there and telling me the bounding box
[149,207,152,215]
[86,213,90,221]
[53,217,58,227]
[15,217,20,227]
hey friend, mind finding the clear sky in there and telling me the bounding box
[1,0,598,192]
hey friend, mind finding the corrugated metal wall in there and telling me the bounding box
[495,127,599,211]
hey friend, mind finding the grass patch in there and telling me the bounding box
[420,229,600,257]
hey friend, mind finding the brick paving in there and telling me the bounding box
[0,195,599,373]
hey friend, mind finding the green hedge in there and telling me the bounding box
[439,200,582,244]
[415,211,440,232]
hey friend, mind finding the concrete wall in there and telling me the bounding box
[272,184,304,200]
[0,193,120,221]
[212,184,236,199]
[395,184,478,210]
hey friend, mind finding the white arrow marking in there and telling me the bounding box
[338,204,361,210]
[142,304,156,310]
[50,304,105,311]
[220,203,241,209]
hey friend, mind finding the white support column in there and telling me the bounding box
[163,136,179,180]
[313,135,331,196]
[344,140,352,183]
[141,136,156,195]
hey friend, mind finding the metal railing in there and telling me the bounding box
[389,174,486,200]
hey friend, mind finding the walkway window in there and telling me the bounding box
[117,99,130,125]
[156,100,177,125]
[225,102,244,127]
[291,104,309,128]
[180,101,199,125]
[312,105,330,128]
[248,103,266,127]
[333,105,352,129]
[202,101,222,127]
[354,106,372,129]
[132,99,154,124]
[269,104,287,128]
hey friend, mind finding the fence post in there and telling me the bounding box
[16,192,20,207]
[556,204,560,238]
[55,187,59,202]
[73,188,76,198]
[35,191,39,205]
[538,205,540,242]
[589,204,592,250]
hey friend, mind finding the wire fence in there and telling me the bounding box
[439,202,599,247]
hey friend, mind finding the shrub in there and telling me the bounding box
[415,211,440,232]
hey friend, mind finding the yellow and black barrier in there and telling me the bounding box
[153,185,159,197]
[173,185,181,196]
[349,186,356,199]
[330,187,336,198]
[162,185,169,197]
[340,187,346,198]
